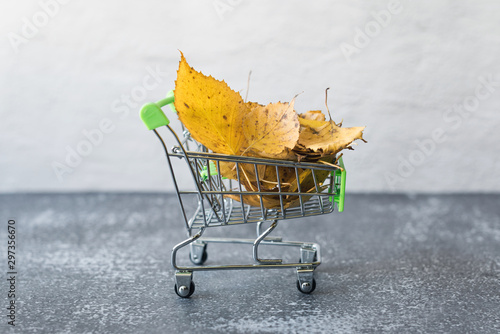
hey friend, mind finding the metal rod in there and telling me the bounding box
[311,170,324,213]
[235,162,247,223]
[253,220,282,264]
[154,129,190,231]
[205,157,223,222]
[165,126,205,196]
[253,164,266,221]
[216,160,227,224]
[294,167,305,216]
[171,237,321,272]
[275,166,286,218]
[168,151,339,171]
[176,190,331,196]
[256,221,263,237]
[171,228,205,270]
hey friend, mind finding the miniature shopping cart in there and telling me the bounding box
[140,90,346,298]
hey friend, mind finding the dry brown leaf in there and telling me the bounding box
[246,148,298,161]
[283,184,329,209]
[242,99,300,155]
[226,156,334,209]
[286,157,334,193]
[298,118,365,156]
[261,166,297,189]
[299,110,326,122]
[216,161,238,180]
[226,180,329,210]
[173,53,366,210]
[218,161,265,182]
[245,101,264,110]
[225,172,283,208]
[225,193,283,209]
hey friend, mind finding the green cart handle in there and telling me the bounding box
[140,90,177,130]
[329,157,346,212]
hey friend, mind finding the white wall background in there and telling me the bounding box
[1,0,499,193]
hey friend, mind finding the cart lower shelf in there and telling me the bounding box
[172,220,321,297]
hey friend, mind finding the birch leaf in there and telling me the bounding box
[299,110,325,122]
[174,52,249,155]
[297,118,365,156]
[242,99,300,155]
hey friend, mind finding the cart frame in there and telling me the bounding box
[140,90,346,297]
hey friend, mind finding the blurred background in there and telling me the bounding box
[1,0,499,193]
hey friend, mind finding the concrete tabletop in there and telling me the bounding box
[1,193,499,333]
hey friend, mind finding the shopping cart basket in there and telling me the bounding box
[140,90,346,298]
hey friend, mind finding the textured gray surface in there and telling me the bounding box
[1,193,499,333]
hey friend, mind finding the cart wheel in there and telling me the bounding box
[174,281,195,298]
[189,249,208,265]
[297,278,316,294]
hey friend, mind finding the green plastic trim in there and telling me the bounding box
[200,162,215,182]
[200,161,227,182]
[329,157,346,212]
[166,90,177,113]
[140,90,176,130]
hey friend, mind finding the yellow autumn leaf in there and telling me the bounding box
[297,118,365,156]
[246,148,297,161]
[172,52,366,210]
[242,99,300,155]
[174,52,249,155]
[245,101,263,110]
[299,110,326,122]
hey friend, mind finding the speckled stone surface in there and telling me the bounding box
[1,193,499,333]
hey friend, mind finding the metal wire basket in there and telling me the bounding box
[140,90,346,298]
